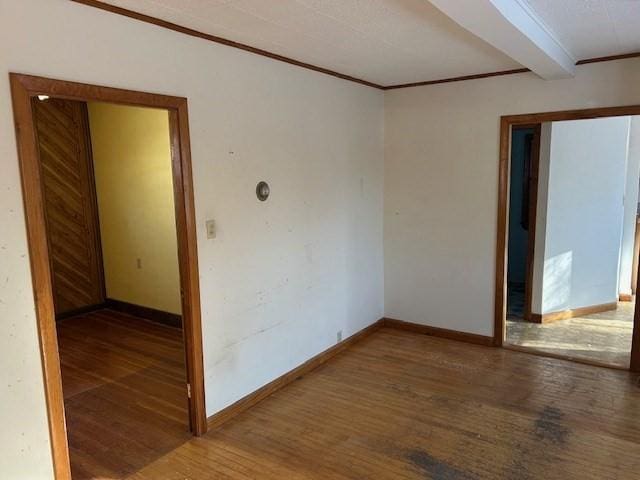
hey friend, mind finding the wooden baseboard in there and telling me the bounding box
[619,293,634,302]
[207,319,384,430]
[529,302,618,324]
[381,317,494,347]
[56,302,107,321]
[105,298,182,329]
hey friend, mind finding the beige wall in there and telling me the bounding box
[384,58,640,336]
[0,1,383,477]
[88,102,181,315]
[6,2,639,478]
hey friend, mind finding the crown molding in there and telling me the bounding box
[71,0,384,89]
[71,1,640,91]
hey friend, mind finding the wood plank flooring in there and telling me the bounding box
[127,328,640,480]
[57,309,190,479]
[507,301,634,367]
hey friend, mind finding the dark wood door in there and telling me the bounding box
[522,125,541,321]
[32,97,105,316]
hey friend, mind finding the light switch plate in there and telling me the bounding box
[205,219,216,239]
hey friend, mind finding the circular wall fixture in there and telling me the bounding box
[256,181,270,201]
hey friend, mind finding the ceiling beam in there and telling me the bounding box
[428,0,576,79]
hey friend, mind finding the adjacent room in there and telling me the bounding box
[1,1,640,479]
[505,116,640,368]
[32,96,191,478]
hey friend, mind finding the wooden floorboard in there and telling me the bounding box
[126,328,640,479]
[507,301,634,368]
[57,309,190,480]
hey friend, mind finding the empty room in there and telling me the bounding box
[1,1,639,479]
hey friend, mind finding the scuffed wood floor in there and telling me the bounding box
[127,328,640,479]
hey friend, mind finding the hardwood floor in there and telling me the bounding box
[127,328,640,480]
[57,309,190,479]
[507,301,634,368]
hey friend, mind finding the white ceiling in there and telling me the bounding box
[98,0,521,86]
[95,0,640,87]
[523,0,640,59]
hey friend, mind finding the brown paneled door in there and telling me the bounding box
[32,97,105,317]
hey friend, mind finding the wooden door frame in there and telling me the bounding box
[9,73,207,480]
[493,104,640,373]
[632,218,640,296]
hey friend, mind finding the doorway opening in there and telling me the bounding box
[496,106,640,372]
[506,125,540,323]
[10,74,206,480]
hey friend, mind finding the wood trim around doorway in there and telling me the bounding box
[494,104,640,373]
[9,73,207,480]
[529,301,618,324]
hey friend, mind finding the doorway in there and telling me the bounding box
[495,106,640,372]
[10,74,206,480]
[506,125,540,322]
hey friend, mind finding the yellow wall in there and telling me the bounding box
[88,102,181,314]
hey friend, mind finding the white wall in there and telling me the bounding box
[531,123,552,315]
[384,58,640,336]
[0,1,383,477]
[619,118,640,296]
[533,117,630,314]
[3,2,640,477]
